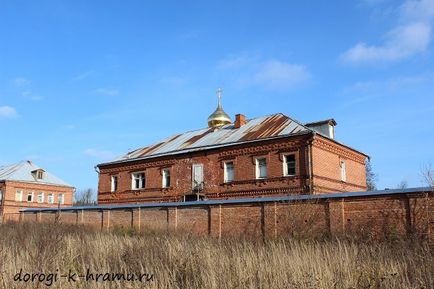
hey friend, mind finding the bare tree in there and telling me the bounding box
[396,180,408,189]
[365,159,378,191]
[421,164,434,189]
[74,188,96,206]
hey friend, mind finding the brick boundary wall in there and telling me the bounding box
[14,187,434,241]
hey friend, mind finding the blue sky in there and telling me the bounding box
[1,0,433,192]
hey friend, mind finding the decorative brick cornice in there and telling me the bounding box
[313,138,366,164]
[99,187,306,204]
[313,175,367,190]
[208,187,304,199]
[99,187,169,197]
[221,175,307,187]
[313,185,346,193]
[100,160,176,174]
[218,139,307,159]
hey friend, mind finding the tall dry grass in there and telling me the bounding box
[0,222,432,289]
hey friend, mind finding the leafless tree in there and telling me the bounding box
[74,188,97,206]
[396,180,408,190]
[365,159,378,191]
[420,164,434,189]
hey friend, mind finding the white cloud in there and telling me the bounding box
[83,148,115,160]
[342,0,434,63]
[400,0,434,22]
[0,106,17,118]
[251,60,310,89]
[217,55,310,90]
[21,90,43,101]
[217,54,259,70]
[342,22,431,62]
[12,78,43,101]
[93,88,119,96]
[30,95,43,101]
[361,0,390,5]
[13,77,30,87]
[62,124,76,129]
[347,74,430,92]
[72,70,95,81]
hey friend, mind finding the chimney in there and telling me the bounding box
[234,114,246,128]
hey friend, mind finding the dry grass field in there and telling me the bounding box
[0,222,432,289]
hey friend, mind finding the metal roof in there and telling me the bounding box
[99,113,311,166]
[21,187,433,213]
[0,161,73,187]
[305,118,337,127]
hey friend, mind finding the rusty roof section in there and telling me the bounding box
[100,113,313,166]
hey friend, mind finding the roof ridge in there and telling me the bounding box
[0,161,73,187]
[127,113,286,153]
[101,113,312,166]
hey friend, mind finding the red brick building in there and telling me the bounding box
[0,161,74,221]
[97,94,368,205]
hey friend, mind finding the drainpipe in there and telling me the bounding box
[0,185,3,223]
[307,134,315,194]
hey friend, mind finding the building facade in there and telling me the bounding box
[0,161,74,221]
[97,96,368,205]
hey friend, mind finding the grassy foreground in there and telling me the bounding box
[0,223,432,289]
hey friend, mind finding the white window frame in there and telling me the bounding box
[47,193,54,204]
[224,161,235,183]
[37,170,43,179]
[162,169,171,188]
[27,192,34,203]
[15,190,23,202]
[340,160,347,182]
[192,164,204,190]
[37,192,44,203]
[283,154,296,176]
[58,193,65,205]
[111,175,118,192]
[255,158,267,179]
[131,172,145,190]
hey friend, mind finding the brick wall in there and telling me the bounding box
[1,180,74,222]
[98,134,367,204]
[21,189,434,242]
[312,135,367,193]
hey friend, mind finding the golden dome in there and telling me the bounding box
[207,88,232,128]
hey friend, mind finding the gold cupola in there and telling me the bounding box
[207,88,232,128]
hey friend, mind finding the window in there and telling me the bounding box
[132,172,145,190]
[256,158,267,179]
[37,171,43,179]
[15,190,23,202]
[284,155,296,176]
[37,192,44,203]
[47,193,54,204]
[340,160,347,182]
[27,192,34,202]
[58,194,65,205]
[111,175,118,192]
[162,169,171,188]
[224,162,234,183]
